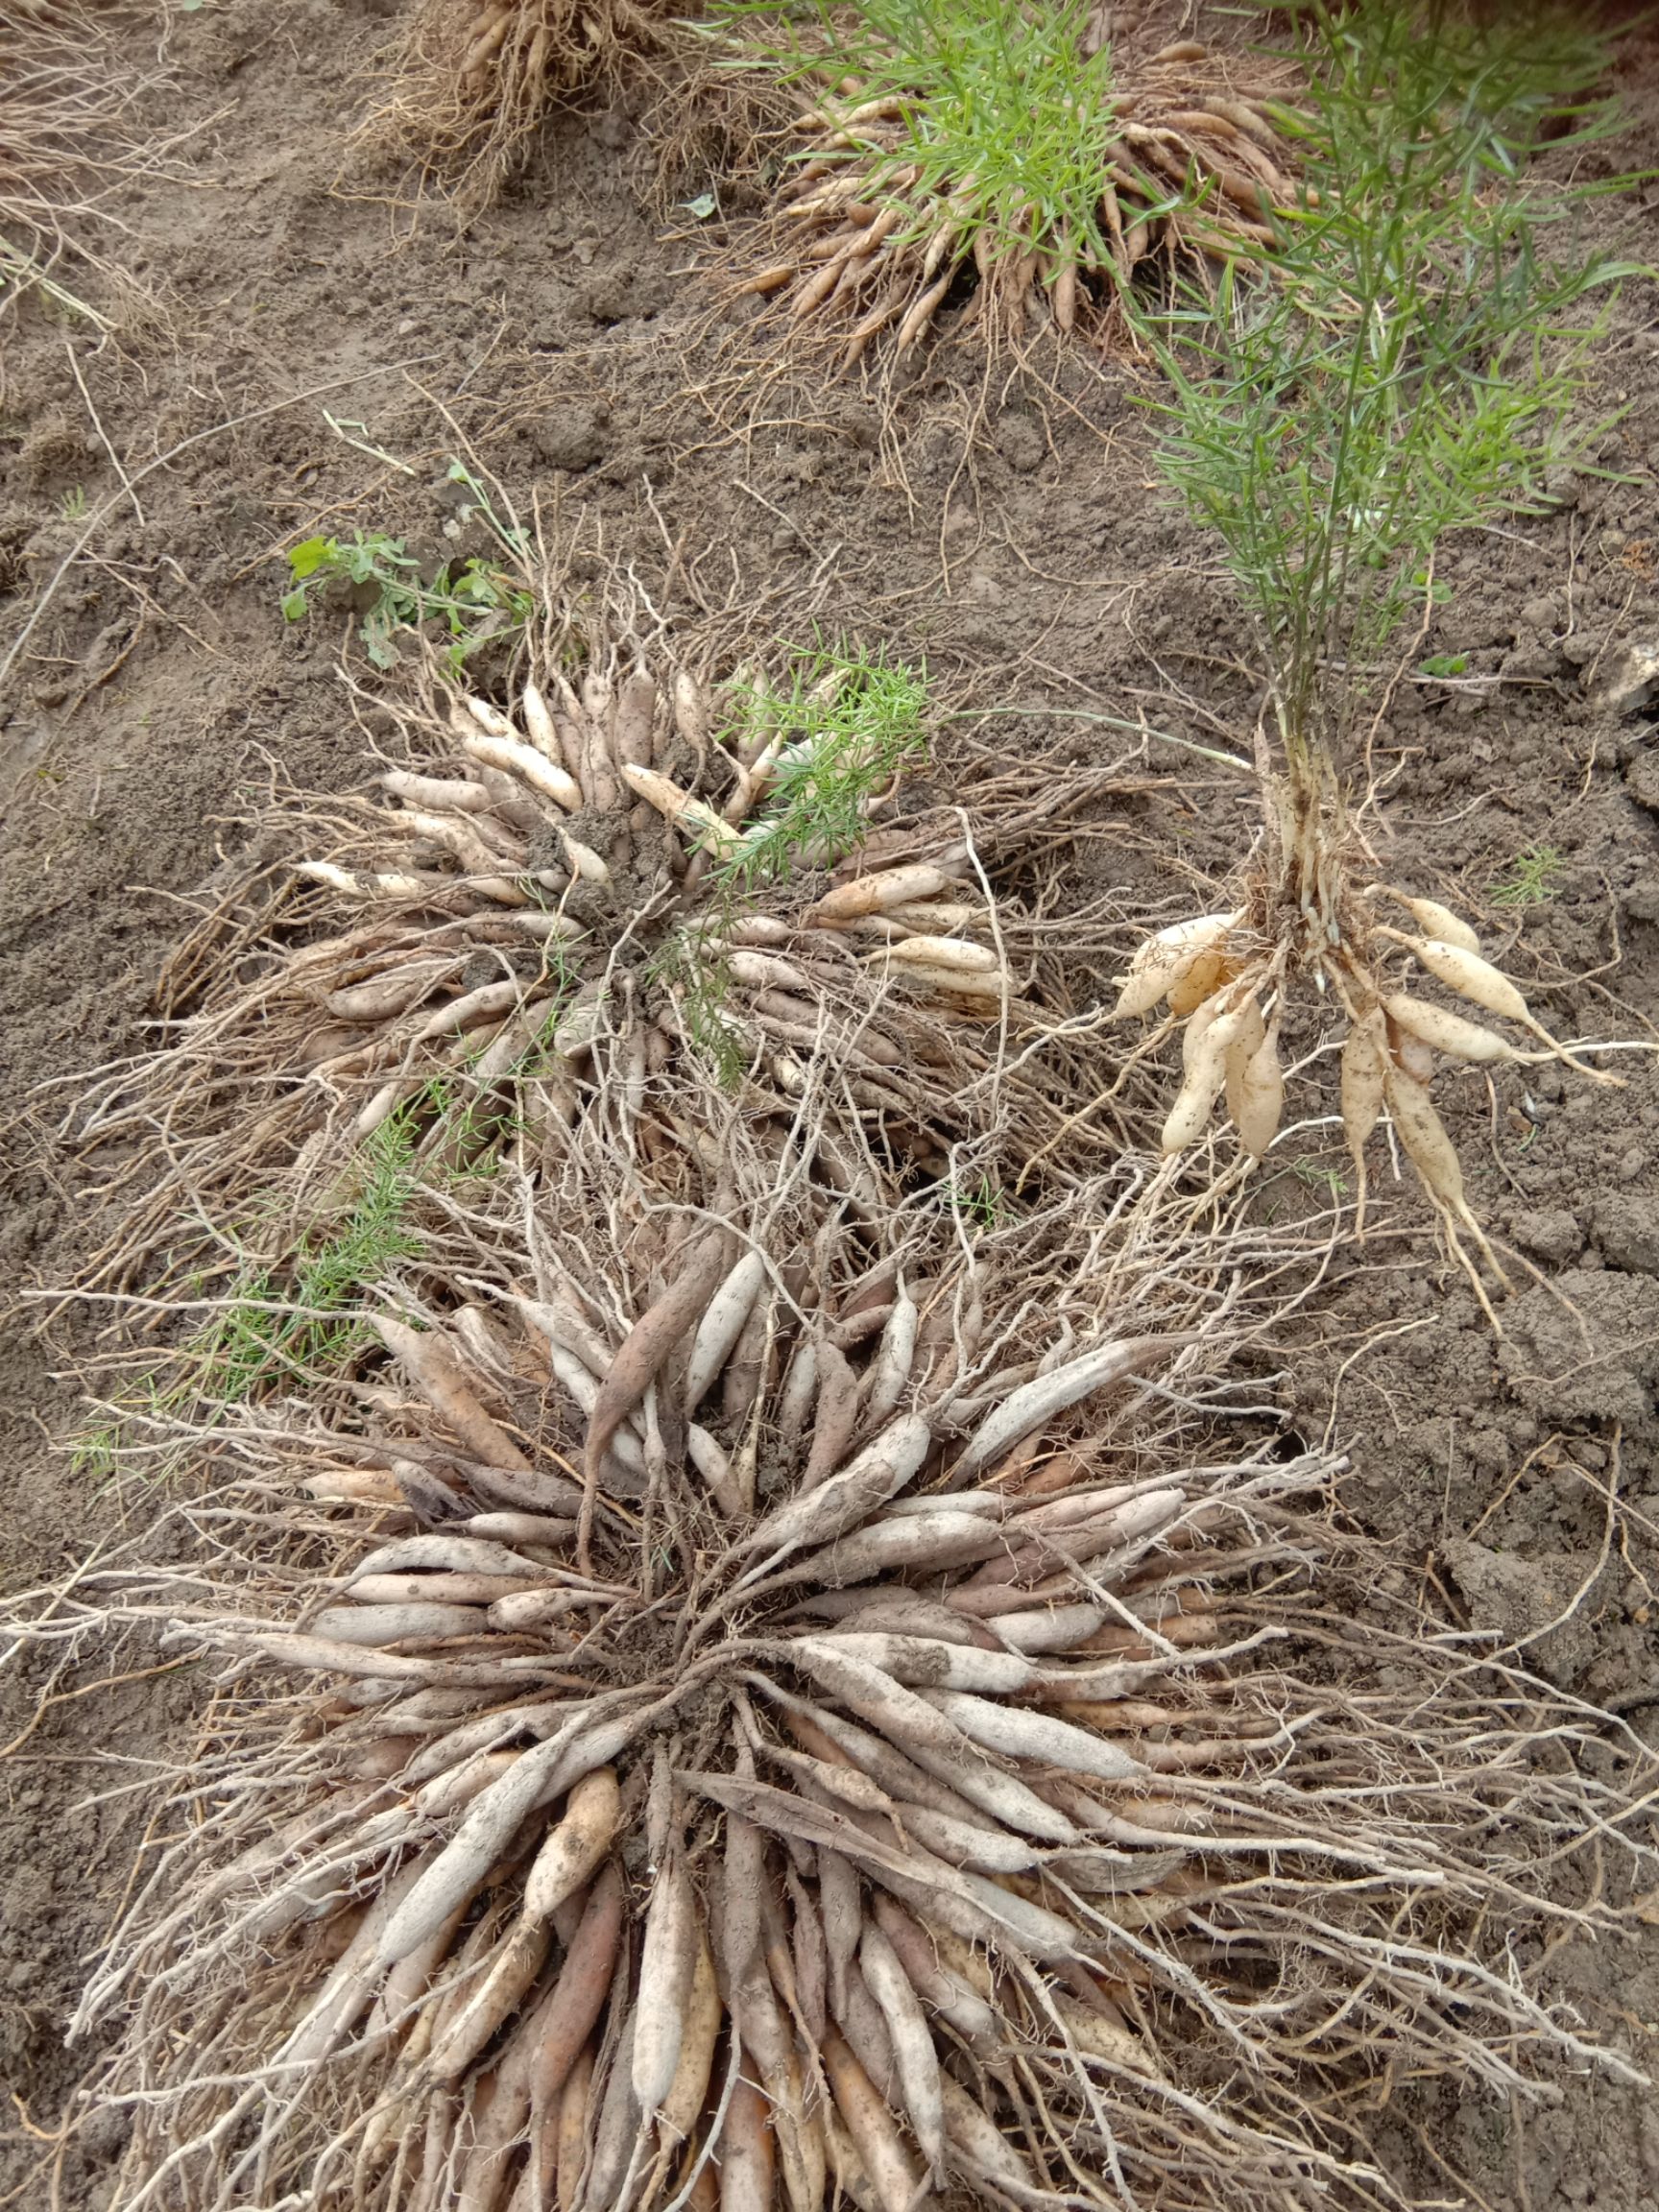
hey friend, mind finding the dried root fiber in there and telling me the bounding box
[0,0,183,338]
[355,0,690,208]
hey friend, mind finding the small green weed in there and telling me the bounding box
[1288,1156,1351,1199]
[652,639,928,1093]
[67,1368,189,1496]
[1488,843,1565,907]
[949,1171,1007,1231]
[530,942,585,1037]
[190,1111,427,1403]
[60,484,87,520]
[76,1068,547,1480]
[280,462,534,674]
[714,641,928,895]
[648,930,752,1092]
[69,1416,122,1485]
[1418,653,1470,679]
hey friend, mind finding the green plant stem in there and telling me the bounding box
[1150,0,1633,818]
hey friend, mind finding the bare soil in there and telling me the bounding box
[3,3,1659,2206]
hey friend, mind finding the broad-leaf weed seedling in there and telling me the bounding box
[280,461,534,674]
[1120,0,1638,1310]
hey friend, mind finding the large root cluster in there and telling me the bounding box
[736,41,1300,362]
[63,604,1162,1310]
[63,1168,1651,2212]
[355,0,687,208]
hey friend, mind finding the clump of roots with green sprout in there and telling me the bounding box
[719,0,1305,360]
[1106,0,1642,1318]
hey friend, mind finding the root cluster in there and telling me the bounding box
[56,1165,1656,2212]
[735,41,1300,363]
[1113,784,1622,1320]
[65,712,975,1292]
[61,599,1158,1305]
[355,0,687,209]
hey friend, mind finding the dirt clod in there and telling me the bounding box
[1497,1271,1659,1433]
[1593,1193,1659,1275]
[1596,639,1659,716]
[1440,1538,1606,1685]
[1511,1207,1583,1266]
[530,404,612,471]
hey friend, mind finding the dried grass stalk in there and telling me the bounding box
[0,0,185,336]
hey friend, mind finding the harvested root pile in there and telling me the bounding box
[355,0,690,208]
[735,36,1301,361]
[63,612,1154,1299]
[66,1169,1651,2212]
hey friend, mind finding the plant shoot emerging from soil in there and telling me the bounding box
[728,0,1127,289]
[714,641,929,891]
[280,463,535,672]
[1123,0,1636,1308]
[1488,842,1567,908]
[1156,0,1630,770]
[658,639,931,1086]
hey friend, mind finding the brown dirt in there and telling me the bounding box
[3,3,1658,2207]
